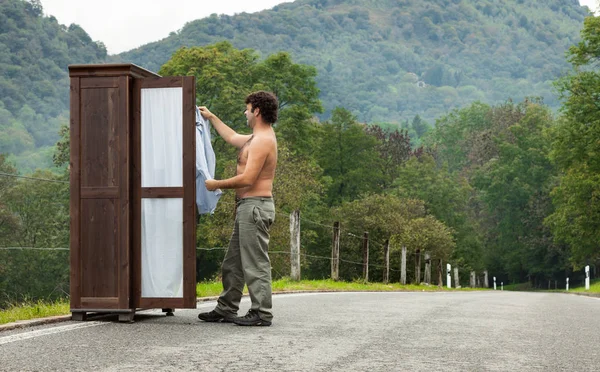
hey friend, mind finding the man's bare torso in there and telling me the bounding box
[236,132,277,198]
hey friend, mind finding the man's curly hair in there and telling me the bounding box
[245,91,278,124]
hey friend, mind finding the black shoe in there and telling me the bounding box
[233,310,272,326]
[198,310,235,323]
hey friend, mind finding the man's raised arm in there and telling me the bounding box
[198,106,251,149]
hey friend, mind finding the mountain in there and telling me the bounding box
[118,0,589,124]
[0,0,108,171]
[0,0,591,170]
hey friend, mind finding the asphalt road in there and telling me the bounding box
[1,291,598,371]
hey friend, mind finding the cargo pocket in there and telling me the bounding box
[252,205,271,233]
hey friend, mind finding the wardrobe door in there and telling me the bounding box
[70,75,131,311]
[132,77,197,309]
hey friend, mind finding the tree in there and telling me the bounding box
[317,107,383,206]
[393,216,455,262]
[332,194,428,281]
[547,15,600,268]
[392,154,483,271]
[423,102,491,173]
[0,154,19,245]
[4,170,69,249]
[411,115,429,138]
[472,101,557,282]
[1,169,69,306]
[159,42,258,132]
[159,42,323,170]
[365,125,412,189]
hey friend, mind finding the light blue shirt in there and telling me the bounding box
[195,106,222,214]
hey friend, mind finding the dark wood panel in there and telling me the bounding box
[139,298,188,309]
[140,77,183,89]
[80,298,120,309]
[80,297,118,304]
[81,77,119,89]
[69,64,160,79]
[69,77,81,309]
[182,76,197,308]
[118,75,131,310]
[81,199,118,298]
[141,187,184,198]
[132,78,142,308]
[71,308,133,314]
[81,87,119,188]
[81,187,119,199]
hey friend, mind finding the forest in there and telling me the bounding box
[1,0,599,307]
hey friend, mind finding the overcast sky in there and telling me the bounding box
[40,0,597,55]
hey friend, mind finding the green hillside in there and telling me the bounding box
[119,0,589,123]
[0,0,108,171]
[0,0,592,170]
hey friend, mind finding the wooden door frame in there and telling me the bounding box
[132,76,197,309]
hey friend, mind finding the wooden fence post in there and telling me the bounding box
[331,221,340,281]
[454,267,461,289]
[424,253,431,285]
[383,239,390,284]
[290,209,301,281]
[415,249,421,284]
[401,246,407,285]
[362,232,369,282]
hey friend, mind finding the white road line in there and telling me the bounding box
[0,321,105,346]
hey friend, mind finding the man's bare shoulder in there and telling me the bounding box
[249,133,277,150]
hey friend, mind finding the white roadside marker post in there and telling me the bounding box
[566,277,569,291]
[446,263,451,289]
[585,265,590,291]
[493,276,497,290]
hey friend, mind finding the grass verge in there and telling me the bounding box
[570,278,600,293]
[503,278,600,293]
[196,278,485,297]
[1,279,485,326]
[0,299,70,325]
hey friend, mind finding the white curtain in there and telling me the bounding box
[141,87,183,187]
[140,87,184,298]
[141,199,183,298]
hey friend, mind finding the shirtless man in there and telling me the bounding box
[197,91,278,326]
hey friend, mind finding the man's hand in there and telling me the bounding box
[198,106,214,120]
[205,179,219,191]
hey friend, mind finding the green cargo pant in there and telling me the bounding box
[215,197,275,321]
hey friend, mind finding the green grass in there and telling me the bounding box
[196,278,486,297]
[1,279,485,325]
[503,282,535,291]
[0,299,70,325]
[196,281,225,298]
[503,279,600,293]
[570,278,600,293]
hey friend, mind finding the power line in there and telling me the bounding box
[0,172,68,184]
[300,217,335,230]
[0,247,69,251]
